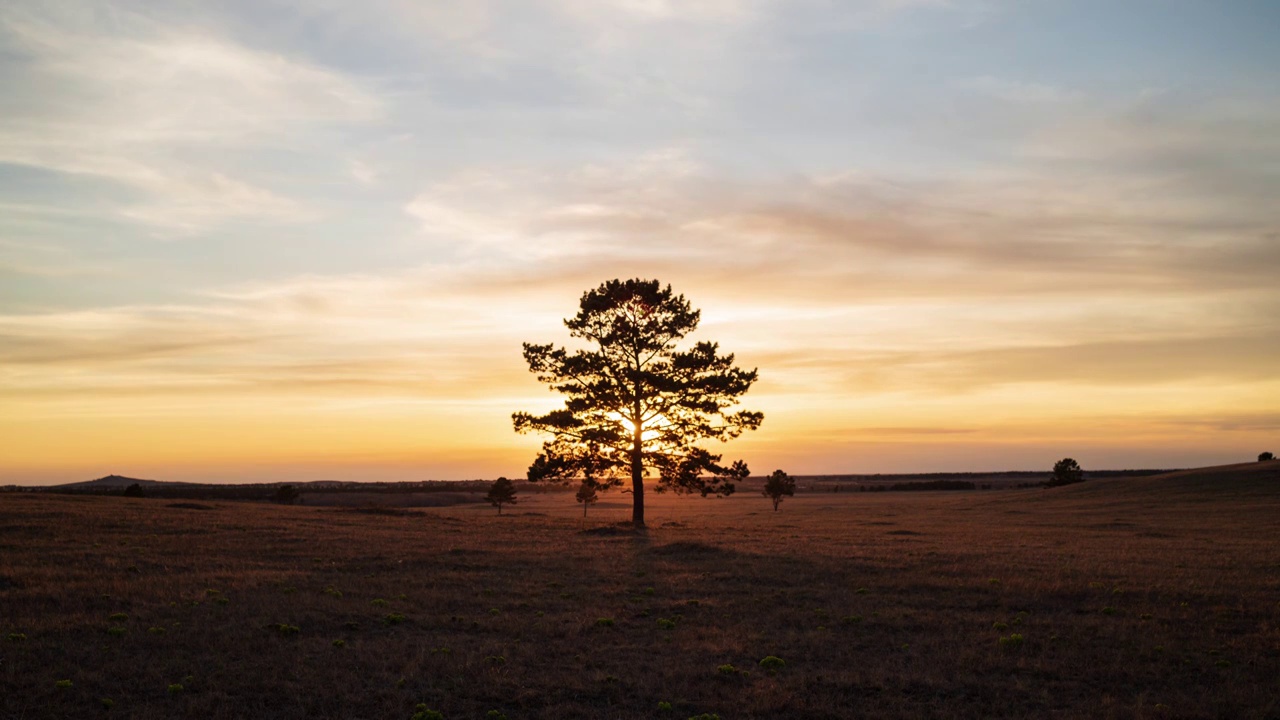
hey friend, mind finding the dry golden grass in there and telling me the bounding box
[2,462,1279,719]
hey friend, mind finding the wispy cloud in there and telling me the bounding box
[0,4,382,230]
[956,75,1081,104]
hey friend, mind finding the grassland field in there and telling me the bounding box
[2,461,1279,719]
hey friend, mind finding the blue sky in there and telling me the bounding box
[1,1,1277,483]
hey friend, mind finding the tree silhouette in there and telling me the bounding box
[1047,458,1085,487]
[762,469,795,511]
[1260,452,1275,462]
[486,477,518,515]
[513,279,762,528]
[122,483,145,498]
[575,479,600,517]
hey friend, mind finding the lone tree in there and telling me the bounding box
[762,469,795,511]
[1047,458,1085,487]
[1260,452,1275,462]
[575,479,600,517]
[486,477,518,515]
[513,279,762,528]
[122,483,145,498]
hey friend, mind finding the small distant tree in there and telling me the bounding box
[1260,452,1275,462]
[486,477,518,515]
[122,483,145,498]
[762,469,795,511]
[272,484,300,505]
[575,479,600,517]
[1047,458,1085,487]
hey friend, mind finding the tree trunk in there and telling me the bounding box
[582,502,588,518]
[631,418,645,528]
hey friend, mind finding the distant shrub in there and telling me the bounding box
[887,480,975,491]
[410,705,445,720]
[323,586,343,598]
[855,587,868,594]
[658,701,673,712]
[992,622,1009,631]
[487,711,508,720]
[998,633,1025,648]
[107,612,128,622]
[167,683,184,694]
[107,626,126,637]
[657,618,677,630]
[271,623,300,636]
[758,656,785,674]
[1047,458,1085,487]
[100,698,114,709]
[717,664,737,675]
[7,633,26,642]
[1101,607,1117,616]
[384,613,406,625]
[371,599,389,607]
[332,639,346,648]
[55,679,73,689]
[489,608,500,616]
[148,626,166,635]
[272,484,300,505]
[643,587,655,596]
[1260,452,1275,462]
[123,483,145,498]
[596,617,615,627]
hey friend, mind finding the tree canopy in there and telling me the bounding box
[513,279,762,527]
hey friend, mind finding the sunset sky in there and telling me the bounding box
[2,1,1278,484]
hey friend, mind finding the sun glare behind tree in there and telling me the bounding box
[512,279,762,528]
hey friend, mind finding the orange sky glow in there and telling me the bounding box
[2,2,1278,484]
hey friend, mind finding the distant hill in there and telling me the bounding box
[55,474,172,489]
[1045,460,1280,501]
